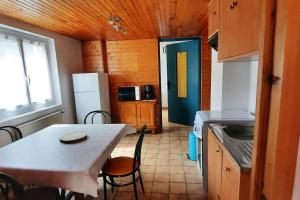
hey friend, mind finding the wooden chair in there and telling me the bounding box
[102,125,147,200]
[0,172,60,200]
[84,110,111,124]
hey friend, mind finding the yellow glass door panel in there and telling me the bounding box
[177,51,187,98]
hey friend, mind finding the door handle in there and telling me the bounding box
[167,81,171,90]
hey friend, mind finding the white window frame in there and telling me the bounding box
[0,25,62,124]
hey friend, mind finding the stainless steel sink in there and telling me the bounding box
[222,125,254,140]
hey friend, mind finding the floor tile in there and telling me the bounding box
[186,184,203,195]
[170,183,187,194]
[155,165,170,173]
[183,166,199,174]
[154,173,170,183]
[170,165,184,174]
[151,193,169,200]
[170,173,185,183]
[114,191,133,200]
[142,173,154,182]
[152,182,170,193]
[143,158,157,166]
[169,194,188,200]
[185,174,202,184]
[141,165,155,173]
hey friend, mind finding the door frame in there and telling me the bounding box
[158,37,202,128]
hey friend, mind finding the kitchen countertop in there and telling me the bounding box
[209,124,253,172]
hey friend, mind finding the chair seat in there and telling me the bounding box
[22,187,60,200]
[102,156,139,176]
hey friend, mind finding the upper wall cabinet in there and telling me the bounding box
[218,0,260,61]
[208,0,220,39]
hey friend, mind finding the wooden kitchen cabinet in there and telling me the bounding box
[207,129,250,200]
[136,102,155,127]
[218,0,260,60]
[119,100,157,133]
[119,102,137,127]
[208,0,220,39]
[208,132,222,200]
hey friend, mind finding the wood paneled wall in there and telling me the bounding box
[81,40,107,72]
[201,36,212,110]
[81,38,211,130]
[106,39,160,129]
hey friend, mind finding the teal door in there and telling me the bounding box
[166,40,200,126]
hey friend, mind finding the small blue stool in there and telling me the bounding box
[188,131,197,161]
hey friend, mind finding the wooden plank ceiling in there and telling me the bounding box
[0,0,209,41]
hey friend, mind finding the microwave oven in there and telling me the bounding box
[118,86,141,101]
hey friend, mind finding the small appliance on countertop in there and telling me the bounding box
[143,85,155,100]
[118,86,141,101]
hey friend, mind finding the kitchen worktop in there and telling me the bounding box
[209,124,254,171]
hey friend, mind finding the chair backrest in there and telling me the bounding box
[83,110,112,124]
[0,172,22,200]
[0,126,23,147]
[133,125,147,170]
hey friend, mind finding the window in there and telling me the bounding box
[0,26,60,121]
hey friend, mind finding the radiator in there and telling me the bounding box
[18,110,64,137]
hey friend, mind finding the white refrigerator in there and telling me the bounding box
[72,72,110,124]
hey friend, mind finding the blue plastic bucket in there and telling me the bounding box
[188,132,197,161]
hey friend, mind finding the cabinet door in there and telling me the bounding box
[208,0,220,38]
[119,102,137,127]
[221,151,240,200]
[219,0,260,60]
[220,171,238,200]
[208,132,223,200]
[136,102,155,127]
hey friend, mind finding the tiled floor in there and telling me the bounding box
[99,109,206,200]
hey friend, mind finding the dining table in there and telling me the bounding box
[0,124,135,199]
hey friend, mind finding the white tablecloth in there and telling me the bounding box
[0,124,135,197]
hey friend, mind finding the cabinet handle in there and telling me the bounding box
[213,11,217,15]
[216,194,221,200]
[230,0,238,9]
[225,167,231,172]
[216,148,220,153]
[233,0,238,6]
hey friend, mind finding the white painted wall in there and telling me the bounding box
[0,15,84,128]
[210,48,259,113]
[248,61,259,113]
[159,41,188,108]
[210,49,223,110]
[222,61,251,110]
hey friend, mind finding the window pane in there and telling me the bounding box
[177,51,187,98]
[23,40,52,104]
[0,34,28,110]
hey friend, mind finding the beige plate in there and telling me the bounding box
[59,132,87,143]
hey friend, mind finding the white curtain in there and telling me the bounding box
[0,34,28,110]
[23,40,52,104]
